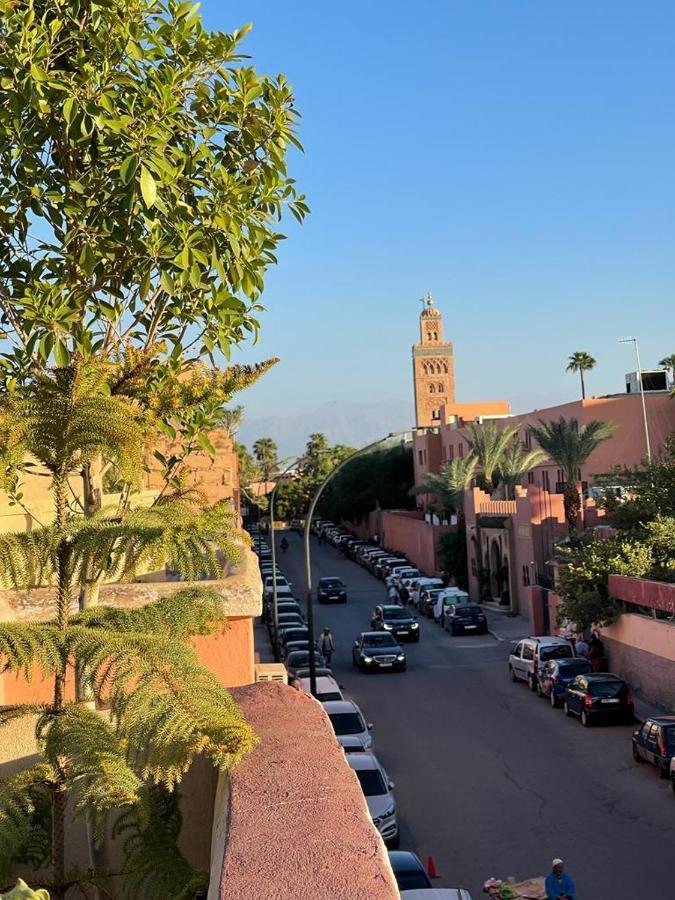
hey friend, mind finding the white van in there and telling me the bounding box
[433,587,471,623]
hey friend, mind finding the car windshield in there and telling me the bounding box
[363,634,398,648]
[395,871,431,891]
[589,680,625,698]
[329,712,364,735]
[457,605,482,615]
[288,652,322,666]
[558,661,592,676]
[540,644,574,661]
[354,769,387,796]
[664,728,675,753]
[321,579,343,589]
[383,608,409,620]
[317,691,342,702]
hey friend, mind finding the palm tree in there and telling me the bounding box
[411,455,478,519]
[527,416,615,533]
[659,353,675,386]
[498,440,549,499]
[0,360,256,898]
[566,351,596,400]
[464,421,520,492]
[253,436,279,483]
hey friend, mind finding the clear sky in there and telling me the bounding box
[201,0,675,419]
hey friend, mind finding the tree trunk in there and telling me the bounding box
[51,777,68,900]
[563,482,581,534]
[580,370,586,400]
[80,456,103,611]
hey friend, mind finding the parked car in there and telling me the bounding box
[509,636,575,691]
[352,632,407,672]
[444,603,488,635]
[263,574,290,597]
[323,699,372,751]
[283,639,320,658]
[276,612,305,629]
[374,557,403,579]
[434,589,471,625]
[285,649,327,677]
[299,674,344,702]
[419,587,443,617]
[370,604,420,642]
[365,550,390,572]
[386,565,419,587]
[411,577,445,608]
[347,752,399,847]
[632,717,675,778]
[388,852,432,891]
[279,626,310,649]
[564,673,634,726]
[267,585,294,605]
[274,599,304,617]
[317,576,348,604]
[537,658,593,706]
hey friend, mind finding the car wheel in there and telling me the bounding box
[550,691,560,709]
[509,666,517,683]
[632,743,643,763]
[581,709,591,727]
[527,674,537,692]
[564,700,573,717]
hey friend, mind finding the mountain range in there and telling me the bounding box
[237,398,415,458]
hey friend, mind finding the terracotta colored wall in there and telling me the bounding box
[609,575,675,614]
[144,427,238,505]
[193,616,255,687]
[600,614,675,709]
[380,511,452,576]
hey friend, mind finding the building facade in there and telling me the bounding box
[412,294,456,428]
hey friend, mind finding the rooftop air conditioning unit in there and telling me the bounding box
[625,370,668,393]
[254,663,288,685]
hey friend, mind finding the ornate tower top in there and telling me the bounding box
[420,293,440,318]
[412,293,455,428]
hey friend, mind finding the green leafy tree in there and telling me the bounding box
[0,0,307,382]
[0,361,256,899]
[498,440,548,499]
[322,444,414,524]
[566,352,597,400]
[437,531,468,590]
[658,353,675,385]
[527,417,615,533]
[464,421,519,492]
[252,437,279,484]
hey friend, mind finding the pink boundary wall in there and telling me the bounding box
[343,510,452,576]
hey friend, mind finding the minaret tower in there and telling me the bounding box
[412,294,456,428]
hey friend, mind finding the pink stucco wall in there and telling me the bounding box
[380,510,452,576]
[609,575,675,614]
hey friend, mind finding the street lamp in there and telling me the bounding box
[269,456,304,661]
[303,429,415,697]
[618,336,652,464]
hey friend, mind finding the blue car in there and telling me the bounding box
[537,657,593,707]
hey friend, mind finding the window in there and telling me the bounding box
[542,470,550,491]
[442,362,448,373]
[448,444,454,461]
[524,431,532,449]
[418,450,423,464]
[354,769,387,796]
[522,643,535,661]
[427,332,433,342]
[429,384,436,393]
[458,443,464,458]
[522,565,530,586]
[557,468,564,484]
[512,642,523,659]
[433,331,438,340]
[423,449,428,463]
[431,410,439,420]
[527,471,534,484]
[438,383,445,393]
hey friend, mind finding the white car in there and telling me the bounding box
[347,752,399,847]
[323,699,373,751]
[263,575,291,599]
[385,566,420,588]
[299,675,344,703]
[410,577,445,607]
[433,588,471,624]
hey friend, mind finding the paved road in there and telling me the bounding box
[267,531,674,898]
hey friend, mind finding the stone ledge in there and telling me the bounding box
[0,545,262,622]
[215,682,399,900]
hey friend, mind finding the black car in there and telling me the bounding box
[444,603,488,635]
[388,851,432,891]
[564,673,634,726]
[285,649,327,676]
[370,605,420,642]
[317,577,347,604]
[352,632,406,672]
[632,716,675,779]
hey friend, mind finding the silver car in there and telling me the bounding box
[347,751,399,847]
[323,699,373,751]
[509,636,575,690]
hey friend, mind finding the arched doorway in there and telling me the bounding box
[490,540,501,599]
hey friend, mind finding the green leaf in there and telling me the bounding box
[140,166,157,208]
[120,154,139,185]
[160,271,174,295]
[79,244,96,276]
[53,340,69,367]
[197,433,216,456]
[63,97,77,128]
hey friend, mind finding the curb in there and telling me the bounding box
[488,629,505,643]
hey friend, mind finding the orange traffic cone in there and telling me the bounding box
[427,855,439,879]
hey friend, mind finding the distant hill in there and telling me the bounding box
[237,398,415,458]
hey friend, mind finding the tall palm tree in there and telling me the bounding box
[658,353,675,385]
[411,454,478,518]
[464,421,520,492]
[253,436,279,483]
[498,440,549,499]
[527,416,615,533]
[566,351,596,400]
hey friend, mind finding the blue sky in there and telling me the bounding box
[201,0,675,420]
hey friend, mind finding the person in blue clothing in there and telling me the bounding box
[545,858,575,899]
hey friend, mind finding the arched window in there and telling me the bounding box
[422,362,428,375]
[438,383,445,393]
[427,332,433,342]
[442,362,448,373]
[433,331,438,341]
[429,384,436,393]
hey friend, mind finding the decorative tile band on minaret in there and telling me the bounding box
[412,293,456,428]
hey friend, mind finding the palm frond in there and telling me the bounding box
[0,623,63,680]
[464,422,520,485]
[527,417,616,484]
[40,705,142,833]
[0,528,60,589]
[0,764,54,880]
[498,441,549,489]
[411,455,477,515]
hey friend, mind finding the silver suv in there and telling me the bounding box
[347,751,399,847]
[509,636,575,691]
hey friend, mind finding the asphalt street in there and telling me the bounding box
[266,530,674,899]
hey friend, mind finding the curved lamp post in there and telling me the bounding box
[303,430,414,696]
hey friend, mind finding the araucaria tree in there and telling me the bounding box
[0,361,257,898]
[566,352,596,400]
[527,417,615,533]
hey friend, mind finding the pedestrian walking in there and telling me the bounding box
[319,627,335,664]
[545,858,575,899]
[387,583,400,603]
[399,584,410,605]
[588,631,605,672]
[574,634,589,659]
